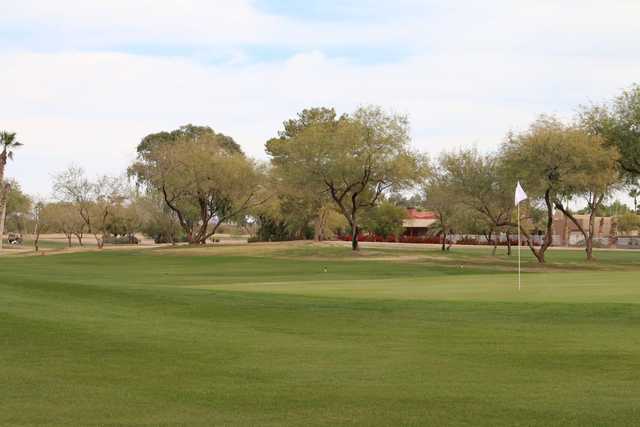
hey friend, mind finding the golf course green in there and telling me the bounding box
[2,243,639,425]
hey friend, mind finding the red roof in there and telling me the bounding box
[406,208,437,220]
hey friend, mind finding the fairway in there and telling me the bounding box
[2,243,640,425]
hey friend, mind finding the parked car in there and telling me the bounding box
[7,233,23,245]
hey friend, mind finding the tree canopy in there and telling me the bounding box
[130,127,268,244]
[439,148,514,253]
[580,84,640,179]
[501,116,619,261]
[267,105,428,250]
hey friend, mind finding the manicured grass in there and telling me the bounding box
[2,238,93,250]
[1,244,640,425]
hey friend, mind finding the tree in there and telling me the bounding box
[386,192,424,208]
[440,149,515,255]
[107,200,142,244]
[502,116,620,262]
[0,131,23,247]
[4,180,31,235]
[0,131,22,185]
[269,106,427,250]
[616,212,640,235]
[452,205,493,245]
[362,201,406,240]
[130,127,268,244]
[579,84,640,179]
[501,119,558,263]
[41,202,86,247]
[584,200,631,217]
[549,135,620,261]
[424,174,460,251]
[53,166,127,248]
[266,108,341,241]
[136,124,242,160]
[52,166,93,240]
[89,175,129,248]
[251,189,314,242]
[32,201,46,252]
[136,193,183,244]
[629,187,639,213]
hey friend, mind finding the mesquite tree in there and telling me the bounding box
[268,106,427,250]
[502,116,620,262]
[130,126,268,244]
[53,166,127,249]
[439,149,515,255]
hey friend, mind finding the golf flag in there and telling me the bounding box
[515,181,527,291]
[515,181,527,206]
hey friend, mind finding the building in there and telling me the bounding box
[403,208,438,236]
[552,212,616,246]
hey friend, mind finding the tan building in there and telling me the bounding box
[552,212,616,246]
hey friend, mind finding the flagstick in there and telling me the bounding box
[515,181,527,291]
[517,202,521,291]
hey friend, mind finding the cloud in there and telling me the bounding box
[1,1,640,197]
[4,0,640,56]
[1,0,410,53]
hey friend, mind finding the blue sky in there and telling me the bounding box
[1,0,640,198]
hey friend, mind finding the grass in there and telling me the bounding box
[1,243,640,425]
[2,238,96,251]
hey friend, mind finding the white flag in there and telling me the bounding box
[515,181,528,206]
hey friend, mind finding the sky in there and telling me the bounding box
[2,0,640,198]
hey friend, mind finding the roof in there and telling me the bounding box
[404,208,438,228]
[403,218,437,228]
[406,208,437,220]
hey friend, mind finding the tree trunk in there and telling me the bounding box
[441,231,446,252]
[351,223,359,251]
[554,199,597,262]
[34,220,40,252]
[0,182,11,249]
[585,236,594,261]
[586,210,596,261]
[0,150,6,182]
[67,233,72,247]
[488,230,497,256]
[531,240,544,263]
[0,193,7,249]
[0,152,8,247]
[314,208,328,242]
[520,189,554,263]
[520,231,546,263]
[506,231,512,256]
[95,233,104,249]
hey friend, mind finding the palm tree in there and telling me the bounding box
[1,131,22,247]
[1,131,22,184]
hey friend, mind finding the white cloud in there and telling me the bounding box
[4,0,640,54]
[2,1,640,197]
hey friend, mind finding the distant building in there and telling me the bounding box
[552,212,616,246]
[403,207,438,236]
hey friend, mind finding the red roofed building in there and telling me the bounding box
[403,207,438,236]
